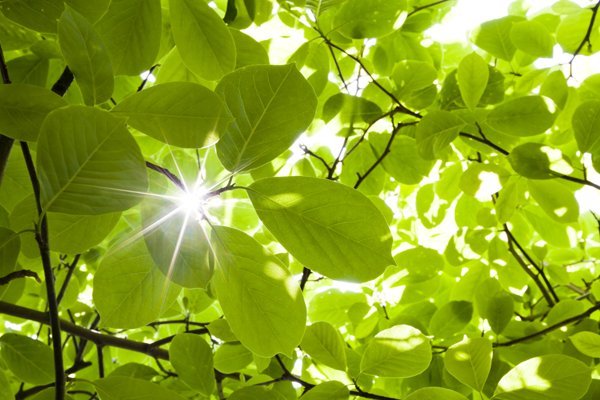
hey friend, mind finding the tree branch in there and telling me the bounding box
[407,0,453,17]
[145,161,185,191]
[0,42,14,187]
[0,270,41,286]
[50,67,74,97]
[569,0,600,76]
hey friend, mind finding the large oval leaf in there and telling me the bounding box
[360,325,432,377]
[95,0,161,76]
[247,177,394,282]
[169,0,235,80]
[416,110,466,160]
[528,180,579,223]
[216,64,317,172]
[169,333,215,396]
[570,331,600,357]
[93,239,180,329]
[457,52,489,110]
[572,100,600,154]
[444,337,492,392]
[487,96,555,137]
[94,376,186,400]
[0,84,66,142]
[37,106,147,215]
[429,300,473,338]
[302,381,349,400]
[58,7,113,106]
[113,82,232,148]
[301,322,347,371]
[473,16,522,61]
[211,225,306,357]
[0,333,54,385]
[493,354,591,400]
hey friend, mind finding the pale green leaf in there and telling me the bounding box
[216,64,317,171]
[360,325,432,377]
[95,0,161,75]
[211,225,306,357]
[444,337,492,392]
[0,333,54,385]
[557,10,600,54]
[487,96,555,136]
[541,70,569,109]
[58,7,113,105]
[107,363,159,380]
[113,82,232,148]
[169,0,236,80]
[0,84,66,141]
[392,60,438,99]
[457,52,489,109]
[37,106,147,214]
[169,333,215,396]
[93,240,181,328]
[429,301,473,338]
[213,343,253,373]
[528,180,579,223]
[545,299,586,325]
[334,0,407,38]
[474,16,523,60]
[570,331,600,357]
[0,368,12,400]
[493,354,591,400]
[248,176,394,282]
[404,387,469,400]
[301,322,347,371]
[230,28,269,68]
[94,376,187,400]
[573,100,600,153]
[508,142,571,180]
[302,381,349,400]
[370,134,434,185]
[510,20,554,58]
[495,177,527,224]
[416,110,466,159]
[228,387,279,400]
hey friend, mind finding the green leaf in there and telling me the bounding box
[541,70,569,109]
[493,354,591,400]
[230,28,269,68]
[370,134,434,185]
[394,246,444,282]
[508,142,571,179]
[477,284,513,335]
[473,16,523,61]
[113,82,232,148]
[495,177,526,224]
[216,64,317,171]
[528,180,579,223]
[572,100,600,153]
[487,96,555,136]
[0,368,12,400]
[64,0,110,23]
[557,9,600,54]
[429,301,473,338]
[0,333,54,385]
[360,325,431,378]
[211,225,306,357]
[37,105,147,214]
[95,0,161,75]
[302,381,349,400]
[457,52,489,110]
[94,376,187,400]
[29,389,74,400]
[0,227,20,280]
[93,239,180,328]
[228,387,279,400]
[0,84,67,142]
[58,7,114,105]
[0,0,63,33]
[107,363,159,380]
[392,60,438,99]
[247,176,394,282]
[334,0,407,38]
[570,331,600,357]
[169,0,236,80]
[510,20,554,58]
[213,343,253,373]
[169,333,215,396]
[141,198,213,288]
[301,322,347,371]
[444,337,492,392]
[416,110,466,159]
[404,387,469,400]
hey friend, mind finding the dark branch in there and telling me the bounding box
[0,270,41,286]
[0,43,14,187]
[408,0,453,17]
[569,0,600,76]
[458,132,509,155]
[51,67,74,97]
[137,64,160,92]
[145,161,185,191]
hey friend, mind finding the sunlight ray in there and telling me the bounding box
[163,209,192,287]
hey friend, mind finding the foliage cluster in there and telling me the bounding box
[1,0,600,399]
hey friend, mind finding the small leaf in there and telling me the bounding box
[211,226,306,357]
[444,337,493,392]
[0,84,67,142]
[37,106,147,214]
[392,60,438,99]
[487,96,555,137]
[301,322,347,371]
[474,16,523,60]
[94,376,187,400]
[429,301,473,338]
[572,100,600,154]
[528,180,579,223]
[334,0,407,39]
[493,354,591,400]
[510,20,554,58]
[302,381,349,400]
[0,333,54,385]
[213,343,253,373]
[370,134,434,185]
[58,7,114,105]
[169,334,215,396]
[557,9,600,54]
[405,387,469,400]
[360,325,432,378]
[95,0,161,75]
[216,64,317,171]
[113,82,232,148]
[416,110,466,159]
[169,0,236,80]
[248,177,394,282]
[93,240,180,329]
[508,142,571,180]
[457,52,489,109]
[570,331,600,357]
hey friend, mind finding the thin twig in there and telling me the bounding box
[145,161,185,191]
[137,64,160,92]
[407,0,453,17]
[0,270,41,285]
[569,0,600,77]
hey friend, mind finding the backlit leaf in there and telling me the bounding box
[487,96,555,137]
[169,333,215,396]
[457,52,489,110]
[444,337,492,392]
[0,333,54,385]
[416,110,466,159]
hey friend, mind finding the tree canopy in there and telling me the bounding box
[1,0,600,399]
